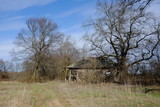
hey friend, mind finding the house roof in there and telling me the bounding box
[67,56,116,69]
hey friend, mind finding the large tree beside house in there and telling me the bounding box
[14,17,63,82]
[84,0,160,83]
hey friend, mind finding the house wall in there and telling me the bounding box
[68,69,112,82]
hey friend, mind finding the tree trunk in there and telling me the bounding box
[31,69,41,82]
[114,63,128,84]
[31,56,42,82]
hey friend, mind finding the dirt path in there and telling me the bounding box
[51,99,63,107]
[1,81,160,107]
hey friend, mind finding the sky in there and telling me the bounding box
[0,0,160,61]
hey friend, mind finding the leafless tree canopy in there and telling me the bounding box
[0,59,12,80]
[0,59,7,72]
[52,36,80,80]
[0,59,13,72]
[84,0,160,82]
[14,17,63,82]
[15,18,62,59]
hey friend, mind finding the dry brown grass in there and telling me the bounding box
[0,81,160,107]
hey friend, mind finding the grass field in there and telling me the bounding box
[0,81,160,107]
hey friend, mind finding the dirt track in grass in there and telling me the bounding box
[0,81,160,107]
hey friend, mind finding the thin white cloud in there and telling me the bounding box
[57,7,83,18]
[0,16,27,31]
[57,4,96,18]
[61,25,82,32]
[0,21,26,31]
[0,0,56,11]
[2,16,26,22]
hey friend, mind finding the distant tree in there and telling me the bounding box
[14,17,63,82]
[0,59,13,72]
[0,59,7,72]
[0,59,12,80]
[54,36,80,80]
[84,0,160,83]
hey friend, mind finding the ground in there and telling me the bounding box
[0,81,160,107]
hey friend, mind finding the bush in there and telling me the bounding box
[0,71,9,81]
[80,70,106,83]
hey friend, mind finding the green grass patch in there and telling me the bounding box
[0,81,160,107]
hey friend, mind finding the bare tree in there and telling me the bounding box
[0,59,13,80]
[0,59,13,72]
[14,17,63,82]
[54,36,80,80]
[0,59,8,72]
[84,0,160,83]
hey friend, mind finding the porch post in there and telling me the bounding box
[76,71,78,82]
[69,70,72,82]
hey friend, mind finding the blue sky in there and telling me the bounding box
[0,0,160,61]
[0,0,97,60]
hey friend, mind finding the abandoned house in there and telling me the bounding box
[67,56,117,82]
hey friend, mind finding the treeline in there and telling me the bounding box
[0,0,160,85]
[0,18,86,82]
[1,55,160,85]
[0,35,83,82]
